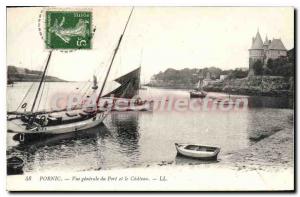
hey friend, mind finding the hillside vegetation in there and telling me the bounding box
[7,65,66,82]
[148,48,294,96]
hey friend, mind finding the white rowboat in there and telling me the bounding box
[175,143,220,160]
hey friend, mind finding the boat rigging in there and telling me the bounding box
[7,7,135,141]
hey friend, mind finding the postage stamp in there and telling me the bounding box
[45,11,92,49]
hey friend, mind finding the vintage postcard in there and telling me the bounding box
[6,7,294,191]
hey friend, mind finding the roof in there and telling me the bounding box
[268,39,287,50]
[250,31,263,50]
[263,35,269,45]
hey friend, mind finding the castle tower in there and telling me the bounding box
[248,30,264,76]
[248,29,288,76]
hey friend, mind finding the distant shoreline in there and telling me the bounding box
[8,79,68,83]
[146,76,294,98]
[7,65,67,83]
[9,80,72,83]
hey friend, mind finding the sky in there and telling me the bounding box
[7,7,294,83]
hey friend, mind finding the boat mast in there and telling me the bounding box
[197,71,203,91]
[139,48,143,89]
[30,51,53,113]
[197,79,201,90]
[227,80,231,100]
[96,7,134,106]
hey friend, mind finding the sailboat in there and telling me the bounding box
[190,77,207,98]
[101,66,153,112]
[7,8,135,140]
[103,66,141,99]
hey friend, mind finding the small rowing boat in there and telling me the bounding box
[175,143,220,160]
[7,156,24,175]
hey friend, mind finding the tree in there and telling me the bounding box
[230,69,248,78]
[253,60,263,75]
[266,57,294,77]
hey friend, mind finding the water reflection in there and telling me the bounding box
[111,112,140,154]
[7,112,142,172]
[247,96,293,109]
[8,124,111,172]
[103,112,141,166]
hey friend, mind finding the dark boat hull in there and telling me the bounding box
[190,91,207,98]
[176,151,218,160]
[12,121,107,144]
[7,157,24,175]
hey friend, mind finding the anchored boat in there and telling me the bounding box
[101,66,153,112]
[190,90,207,98]
[190,75,207,98]
[7,8,135,141]
[175,143,220,160]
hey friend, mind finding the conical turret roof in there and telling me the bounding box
[250,31,263,49]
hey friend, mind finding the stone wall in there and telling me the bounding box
[203,76,293,97]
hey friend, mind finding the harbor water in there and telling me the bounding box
[7,82,294,173]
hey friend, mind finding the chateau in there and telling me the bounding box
[248,30,287,76]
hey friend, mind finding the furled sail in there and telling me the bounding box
[103,67,141,98]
